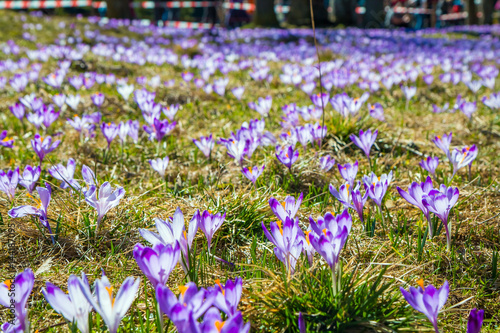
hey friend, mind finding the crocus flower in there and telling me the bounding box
[9,103,25,120]
[162,104,180,121]
[231,86,245,100]
[329,182,352,208]
[483,92,500,110]
[9,183,54,242]
[269,193,303,222]
[276,145,299,170]
[338,161,358,186]
[52,94,66,108]
[248,96,272,117]
[420,156,439,175]
[298,312,306,333]
[41,273,93,333]
[397,177,435,236]
[31,134,60,165]
[400,280,449,333]
[467,308,484,333]
[241,165,264,184]
[0,167,19,201]
[308,210,351,294]
[117,84,134,101]
[310,93,329,109]
[193,134,214,159]
[212,277,243,316]
[261,216,303,274]
[0,268,34,333]
[0,131,14,148]
[149,157,169,177]
[350,129,378,161]
[225,139,248,165]
[432,133,452,160]
[139,207,200,273]
[155,282,216,332]
[133,242,180,288]
[422,185,459,250]
[460,101,477,119]
[84,182,125,228]
[49,158,81,191]
[364,174,391,208]
[369,103,385,121]
[79,272,140,333]
[402,86,417,101]
[143,118,176,142]
[91,92,105,108]
[351,182,369,222]
[199,210,226,251]
[450,145,478,178]
[66,94,81,111]
[201,308,250,333]
[101,122,118,148]
[19,165,41,194]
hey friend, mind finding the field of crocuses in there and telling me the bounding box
[1,10,500,333]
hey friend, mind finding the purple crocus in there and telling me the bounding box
[0,167,19,201]
[143,118,176,142]
[0,131,14,148]
[422,185,459,250]
[261,216,303,274]
[133,242,180,288]
[350,129,378,162]
[9,103,25,120]
[225,139,248,165]
[9,183,54,242]
[91,92,105,108]
[460,101,477,119]
[248,96,272,117]
[231,86,245,100]
[420,156,439,175]
[397,177,435,236]
[351,182,369,222]
[338,161,358,186]
[84,182,125,228]
[149,157,169,177]
[241,165,265,184]
[369,103,385,122]
[319,155,335,172]
[155,282,216,331]
[308,210,351,294]
[41,273,93,333]
[52,94,66,108]
[162,104,179,121]
[48,158,81,191]
[201,308,250,333]
[101,122,118,148]
[432,133,452,160]
[19,165,41,194]
[450,145,478,178]
[364,172,392,208]
[310,93,329,109]
[199,210,226,251]
[467,308,484,333]
[31,134,61,165]
[139,207,200,273]
[0,268,34,333]
[193,134,214,159]
[78,272,140,333]
[329,182,352,208]
[400,280,449,333]
[212,277,243,316]
[269,193,303,222]
[276,145,299,170]
[298,312,306,333]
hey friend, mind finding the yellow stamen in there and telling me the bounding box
[26,193,42,209]
[183,230,187,240]
[179,285,189,296]
[39,136,44,142]
[304,231,311,246]
[285,153,289,158]
[2,137,12,142]
[215,279,224,295]
[417,278,425,290]
[460,152,467,164]
[281,201,286,208]
[4,280,12,289]
[322,228,327,236]
[287,131,291,136]
[276,220,283,235]
[370,105,375,110]
[107,123,111,126]
[248,166,253,174]
[346,184,350,191]
[105,286,115,307]
[215,321,225,332]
